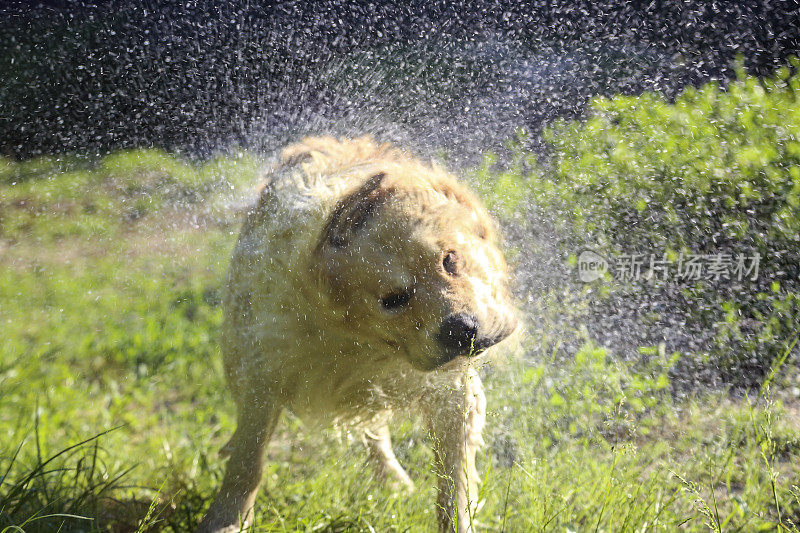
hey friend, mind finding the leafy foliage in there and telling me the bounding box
[477,59,800,384]
[543,59,800,255]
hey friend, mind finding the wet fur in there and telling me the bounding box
[198,136,518,533]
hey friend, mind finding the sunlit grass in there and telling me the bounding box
[1,149,800,531]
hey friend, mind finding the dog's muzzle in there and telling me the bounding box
[435,313,506,366]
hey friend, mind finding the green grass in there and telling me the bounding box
[2,150,800,532]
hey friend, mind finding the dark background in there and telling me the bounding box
[1,0,799,160]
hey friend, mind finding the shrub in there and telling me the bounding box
[477,59,800,386]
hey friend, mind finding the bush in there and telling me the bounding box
[496,340,678,449]
[477,59,800,386]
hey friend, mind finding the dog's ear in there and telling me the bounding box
[320,172,390,249]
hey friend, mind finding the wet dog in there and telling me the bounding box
[198,136,518,533]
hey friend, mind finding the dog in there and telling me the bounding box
[198,136,519,533]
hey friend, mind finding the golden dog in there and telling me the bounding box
[198,136,518,533]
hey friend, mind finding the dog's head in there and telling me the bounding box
[314,166,518,371]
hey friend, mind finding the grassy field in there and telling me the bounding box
[2,150,800,532]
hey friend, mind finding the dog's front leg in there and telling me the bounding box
[426,368,486,533]
[362,421,414,490]
[197,400,281,533]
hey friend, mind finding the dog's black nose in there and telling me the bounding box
[437,313,480,353]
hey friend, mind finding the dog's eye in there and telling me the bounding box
[381,288,413,311]
[442,251,459,276]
